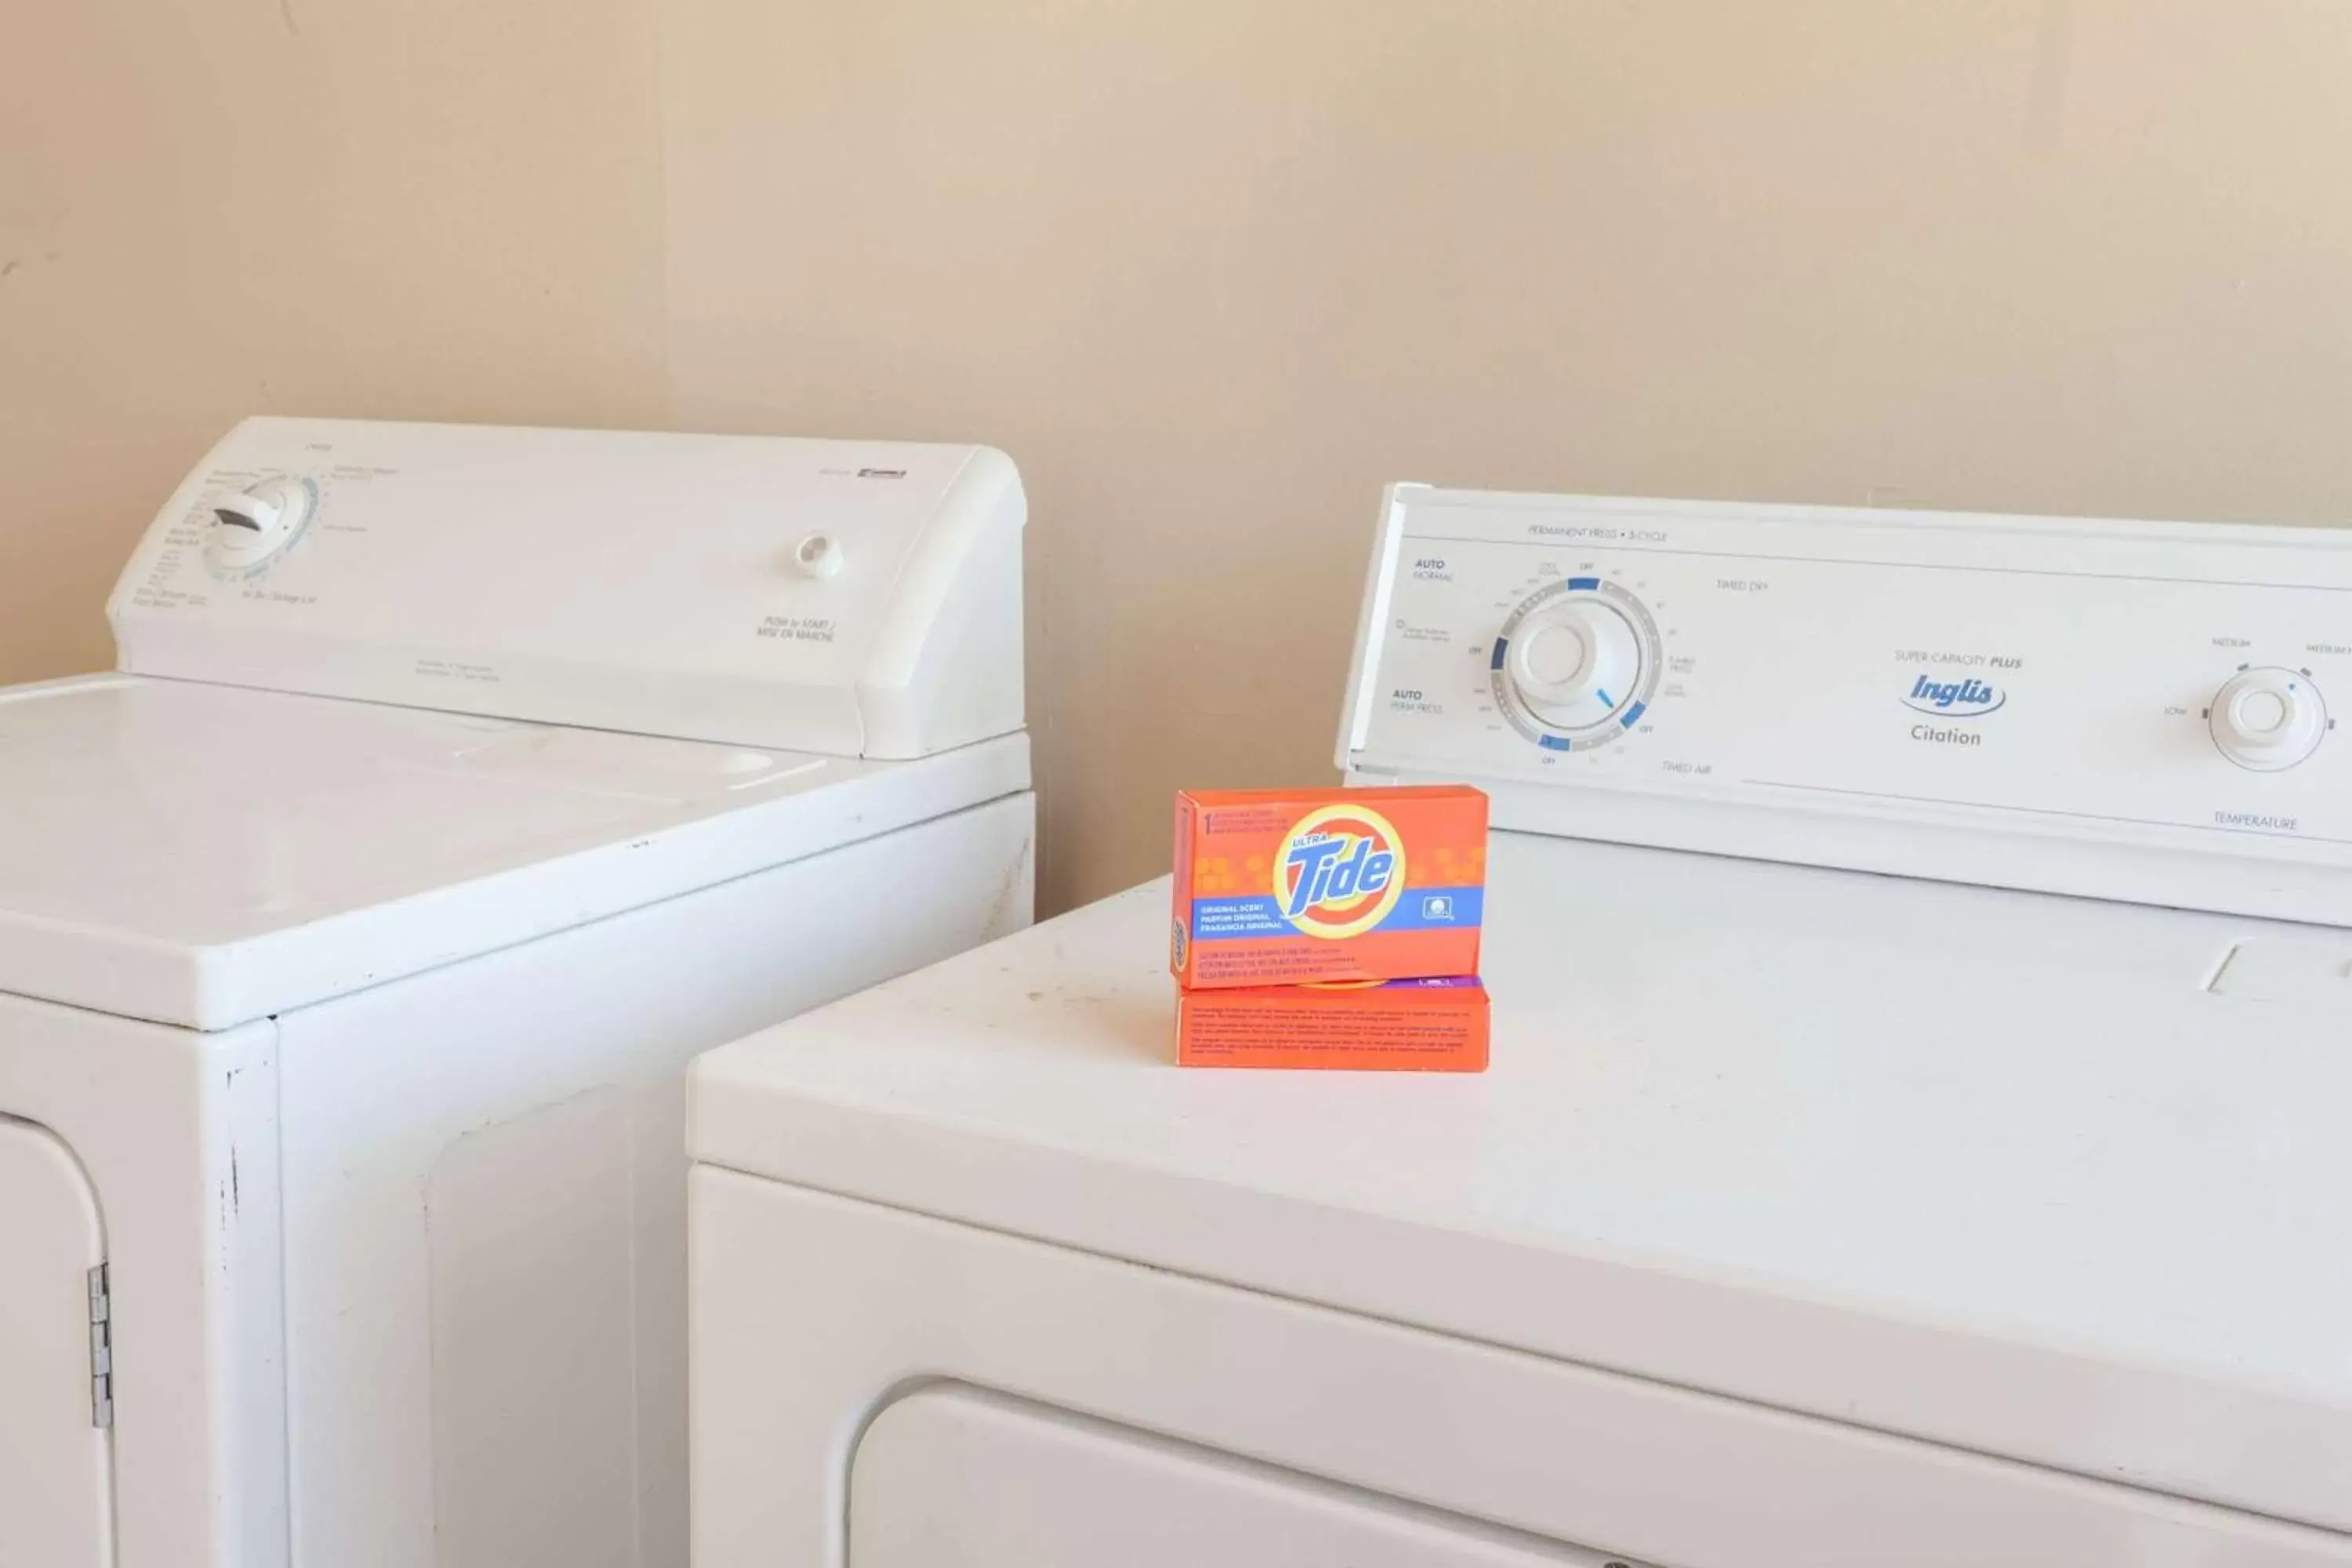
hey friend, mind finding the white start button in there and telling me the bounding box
[793,532,844,580]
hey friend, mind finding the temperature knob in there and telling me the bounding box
[208,476,317,572]
[2209,667,2327,771]
[1490,577,1662,752]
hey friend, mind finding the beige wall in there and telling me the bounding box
[0,0,670,666]
[9,3,2352,911]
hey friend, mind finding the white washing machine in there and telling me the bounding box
[690,488,2352,1566]
[0,418,1035,1568]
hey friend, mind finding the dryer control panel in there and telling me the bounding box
[109,419,1026,758]
[1341,485,2352,926]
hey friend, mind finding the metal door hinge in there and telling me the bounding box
[88,1262,113,1428]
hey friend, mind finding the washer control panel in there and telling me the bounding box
[1340,485,2352,924]
[108,418,1027,759]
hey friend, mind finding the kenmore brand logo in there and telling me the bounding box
[1902,674,2005,717]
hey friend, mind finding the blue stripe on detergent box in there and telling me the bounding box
[1189,897,1291,940]
[1191,886,1486,941]
[1383,886,1484,931]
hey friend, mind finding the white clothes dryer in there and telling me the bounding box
[0,418,1034,1568]
[688,488,2352,1567]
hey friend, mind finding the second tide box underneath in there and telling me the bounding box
[1171,784,1487,988]
[1178,977,1490,1071]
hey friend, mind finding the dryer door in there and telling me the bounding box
[0,1115,112,1568]
[696,1174,2352,1568]
[851,1385,1629,1567]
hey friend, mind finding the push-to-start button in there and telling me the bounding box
[793,532,844,580]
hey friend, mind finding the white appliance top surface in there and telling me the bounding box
[0,675,1028,1029]
[693,831,2352,1532]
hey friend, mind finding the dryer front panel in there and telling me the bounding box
[691,1172,2352,1568]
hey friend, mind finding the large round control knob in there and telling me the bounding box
[1508,601,1640,721]
[2209,667,2327,771]
[1490,577,1662,752]
[208,476,316,571]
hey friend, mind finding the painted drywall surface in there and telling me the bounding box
[0,0,669,680]
[12,2,2352,912]
[657,0,2352,909]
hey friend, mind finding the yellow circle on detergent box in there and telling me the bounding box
[1272,804,1408,940]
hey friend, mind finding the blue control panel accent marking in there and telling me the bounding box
[1490,638,1508,671]
[1595,688,1614,708]
[1566,576,1600,590]
[1621,701,1646,727]
[1538,735,1573,751]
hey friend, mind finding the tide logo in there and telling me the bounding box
[1275,804,1406,939]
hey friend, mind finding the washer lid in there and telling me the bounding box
[691,832,2352,1536]
[0,675,1028,1030]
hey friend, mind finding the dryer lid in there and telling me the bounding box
[0,675,1028,1030]
[691,833,2352,1536]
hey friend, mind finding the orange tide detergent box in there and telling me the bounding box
[1170,785,1486,988]
[1177,976,1489,1072]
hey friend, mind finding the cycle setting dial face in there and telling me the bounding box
[205,474,321,578]
[1490,577,1662,753]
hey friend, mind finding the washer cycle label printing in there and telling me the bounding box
[1171,786,1487,989]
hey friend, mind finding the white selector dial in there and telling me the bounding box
[1490,577,1663,753]
[208,476,317,570]
[2209,666,2327,771]
[1509,601,1639,721]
